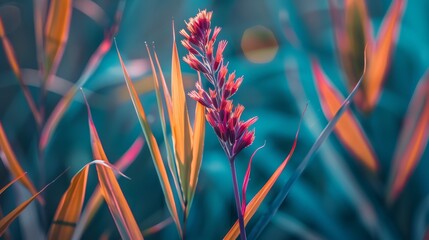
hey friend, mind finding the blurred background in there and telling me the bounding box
[0,0,429,239]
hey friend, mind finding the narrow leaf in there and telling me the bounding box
[186,101,205,216]
[0,171,65,236]
[364,0,406,111]
[40,2,125,150]
[0,173,26,195]
[388,71,429,201]
[48,166,89,240]
[0,17,41,125]
[312,60,378,171]
[225,113,303,240]
[82,92,143,240]
[0,122,42,204]
[115,42,182,237]
[44,0,72,81]
[72,137,143,240]
[171,29,194,206]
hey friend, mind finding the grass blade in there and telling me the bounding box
[115,41,182,237]
[72,137,143,240]
[0,173,26,195]
[0,122,41,204]
[40,1,125,150]
[44,0,72,82]
[0,171,65,236]
[224,110,303,240]
[312,60,378,171]
[48,166,89,239]
[82,91,143,240]
[249,62,365,239]
[0,17,41,125]
[388,71,429,201]
[171,30,194,208]
[364,0,406,111]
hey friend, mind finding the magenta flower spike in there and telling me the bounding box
[181,10,257,240]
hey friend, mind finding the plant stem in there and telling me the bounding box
[229,159,247,240]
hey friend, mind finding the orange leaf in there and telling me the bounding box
[0,173,26,195]
[224,117,301,240]
[364,0,406,111]
[44,0,72,81]
[0,17,41,125]
[72,137,143,240]
[0,122,42,204]
[48,166,89,239]
[388,71,429,201]
[312,60,378,171]
[83,93,143,240]
[115,41,182,237]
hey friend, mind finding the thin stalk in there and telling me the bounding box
[229,158,247,240]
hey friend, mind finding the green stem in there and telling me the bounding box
[229,159,247,240]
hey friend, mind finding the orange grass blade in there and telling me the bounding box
[115,42,182,237]
[171,29,194,205]
[186,101,205,216]
[224,116,302,240]
[40,2,124,150]
[0,171,64,236]
[146,44,184,209]
[312,60,378,171]
[0,122,41,204]
[48,166,89,240]
[0,173,26,195]
[388,72,429,201]
[364,0,406,111]
[44,0,72,80]
[72,137,143,240]
[0,18,41,125]
[83,92,143,240]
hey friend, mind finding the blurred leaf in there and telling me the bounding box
[83,92,143,240]
[44,0,72,81]
[72,137,143,240]
[0,122,42,204]
[0,17,41,125]
[0,171,64,236]
[388,71,429,201]
[115,41,182,237]
[0,173,26,195]
[142,217,173,237]
[249,65,365,239]
[312,60,378,171]
[225,114,302,240]
[40,2,125,150]
[48,166,89,240]
[364,0,406,111]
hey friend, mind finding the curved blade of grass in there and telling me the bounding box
[312,60,378,171]
[0,170,65,236]
[364,0,406,111]
[114,41,182,237]
[44,0,72,84]
[186,101,205,217]
[48,166,89,240]
[40,1,125,151]
[0,17,41,125]
[387,71,429,201]
[72,137,143,240]
[83,91,143,240]
[248,64,365,240]
[146,44,184,209]
[171,29,194,208]
[225,112,303,240]
[142,217,173,237]
[0,173,26,195]
[0,122,42,204]
[33,0,48,74]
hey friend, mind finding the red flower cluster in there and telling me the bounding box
[181,10,257,160]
